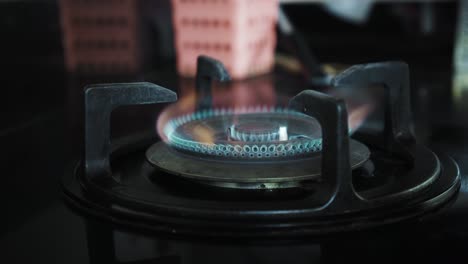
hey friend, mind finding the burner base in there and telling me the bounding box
[62,139,460,238]
[146,140,370,189]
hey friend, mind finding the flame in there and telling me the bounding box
[348,103,374,133]
[156,88,196,142]
[157,76,277,143]
[325,86,376,134]
[157,76,376,144]
[192,124,215,144]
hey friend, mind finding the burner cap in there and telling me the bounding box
[228,121,287,142]
[163,108,323,160]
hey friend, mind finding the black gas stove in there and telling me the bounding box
[61,56,460,240]
[3,56,468,264]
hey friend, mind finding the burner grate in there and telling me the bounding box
[61,56,460,238]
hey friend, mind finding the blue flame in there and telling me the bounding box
[163,107,323,159]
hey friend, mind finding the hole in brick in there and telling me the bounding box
[223,44,230,51]
[213,19,219,27]
[223,20,230,28]
[214,43,221,51]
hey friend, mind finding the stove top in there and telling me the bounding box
[3,57,468,264]
[57,56,460,241]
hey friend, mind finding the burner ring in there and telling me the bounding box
[163,108,324,160]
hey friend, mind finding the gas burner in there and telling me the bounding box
[62,56,460,238]
[163,107,323,159]
[146,139,369,189]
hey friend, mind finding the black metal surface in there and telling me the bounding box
[289,90,357,211]
[331,61,414,161]
[84,82,177,178]
[195,56,231,111]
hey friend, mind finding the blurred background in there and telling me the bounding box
[0,0,460,127]
[1,0,467,252]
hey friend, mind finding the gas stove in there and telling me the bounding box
[62,56,460,238]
